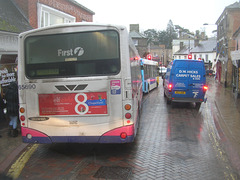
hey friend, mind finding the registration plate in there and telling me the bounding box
[175,91,186,94]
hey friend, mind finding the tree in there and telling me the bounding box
[165,20,178,49]
[144,29,158,45]
[157,20,178,49]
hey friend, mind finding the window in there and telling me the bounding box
[205,54,208,61]
[25,30,120,78]
[38,3,76,28]
[132,39,138,46]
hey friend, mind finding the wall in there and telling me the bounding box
[14,0,93,28]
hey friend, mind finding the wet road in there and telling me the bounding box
[9,78,240,179]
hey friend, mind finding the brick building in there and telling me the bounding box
[0,0,94,93]
[13,0,94,29]
[216,2,240,87]
[129,24,148,58]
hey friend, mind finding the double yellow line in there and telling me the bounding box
[7,144,39,179]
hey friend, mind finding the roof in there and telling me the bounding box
[68,0,95,15]
[216,2,240,24]
[174,46,190,55]
[0,0,32,33]
[174,38,217,55]
[191,38,217,53]
[129,30,146,39]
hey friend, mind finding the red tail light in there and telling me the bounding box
[168,84,173,92]
[203,85,208,92]
[120,132,127,139]
[20,115,25,121]
[125,113,131,119]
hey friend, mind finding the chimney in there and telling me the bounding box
[180,42,184,50]
[194,39,199,47]
[130,24,139,32]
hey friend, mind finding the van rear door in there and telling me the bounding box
[172,60,189,97]
[187,61,205,100]
[172,60,205,100]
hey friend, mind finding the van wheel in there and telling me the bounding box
[167,98,171,105]
[195,102,201,109]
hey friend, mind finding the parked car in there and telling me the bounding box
[159,66,167,76]
[206,70,215,77]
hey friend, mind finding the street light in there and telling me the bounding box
[203,23,217,37]
[203,23,216,26]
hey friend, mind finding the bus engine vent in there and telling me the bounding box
[55,84,88,91]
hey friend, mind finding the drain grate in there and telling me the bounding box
[93,166,132,179]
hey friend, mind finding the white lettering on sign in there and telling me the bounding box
[0,68,16,86]
[193,91,199,98]
[176,70,201,80]
[75,93,89,115]
[58,47,84,57]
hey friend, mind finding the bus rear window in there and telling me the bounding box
[25,30,120,78]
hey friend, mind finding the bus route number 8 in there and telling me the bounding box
[75,93,89,115]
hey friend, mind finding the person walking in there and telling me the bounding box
[5,82,19,137]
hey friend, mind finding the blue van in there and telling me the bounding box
[163,59,208,108]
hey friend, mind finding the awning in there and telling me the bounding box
[231,50,240,67]
[0,54,17,64]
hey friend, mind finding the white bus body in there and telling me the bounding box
[18,23,142,143]
[140,58,159,93]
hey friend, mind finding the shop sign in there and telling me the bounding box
[0,68,16,86]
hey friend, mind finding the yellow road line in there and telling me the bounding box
[7,144,39,179]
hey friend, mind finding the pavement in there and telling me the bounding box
[0,117,28,176]
[0,78,240,178]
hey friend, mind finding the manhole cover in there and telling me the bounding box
[93,166,132,179]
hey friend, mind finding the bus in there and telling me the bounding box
[140,58,159,93]
[18,23,143,144]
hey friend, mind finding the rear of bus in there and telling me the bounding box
[140,58,159,93]
[18,23,142,144]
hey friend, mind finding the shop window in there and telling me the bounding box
[38,3,76,28]
[0,55,18,92]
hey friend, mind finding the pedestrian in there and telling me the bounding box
[5,82,19,137]
[0,94,6,138]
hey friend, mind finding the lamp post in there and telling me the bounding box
[203,23,217,37]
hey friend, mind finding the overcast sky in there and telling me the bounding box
[77,0,237,36]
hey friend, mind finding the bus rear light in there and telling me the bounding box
[124,104,131,110]
[19,107,25,113]
[127,120,131,124]
[120,132,127,139]
[125,113,131,119]
[20,115,25,121]
[168,84,173,92]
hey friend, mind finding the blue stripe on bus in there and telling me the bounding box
[22,135,134,144]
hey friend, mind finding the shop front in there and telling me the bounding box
[0,32,18,97]
[231,50,240,98]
